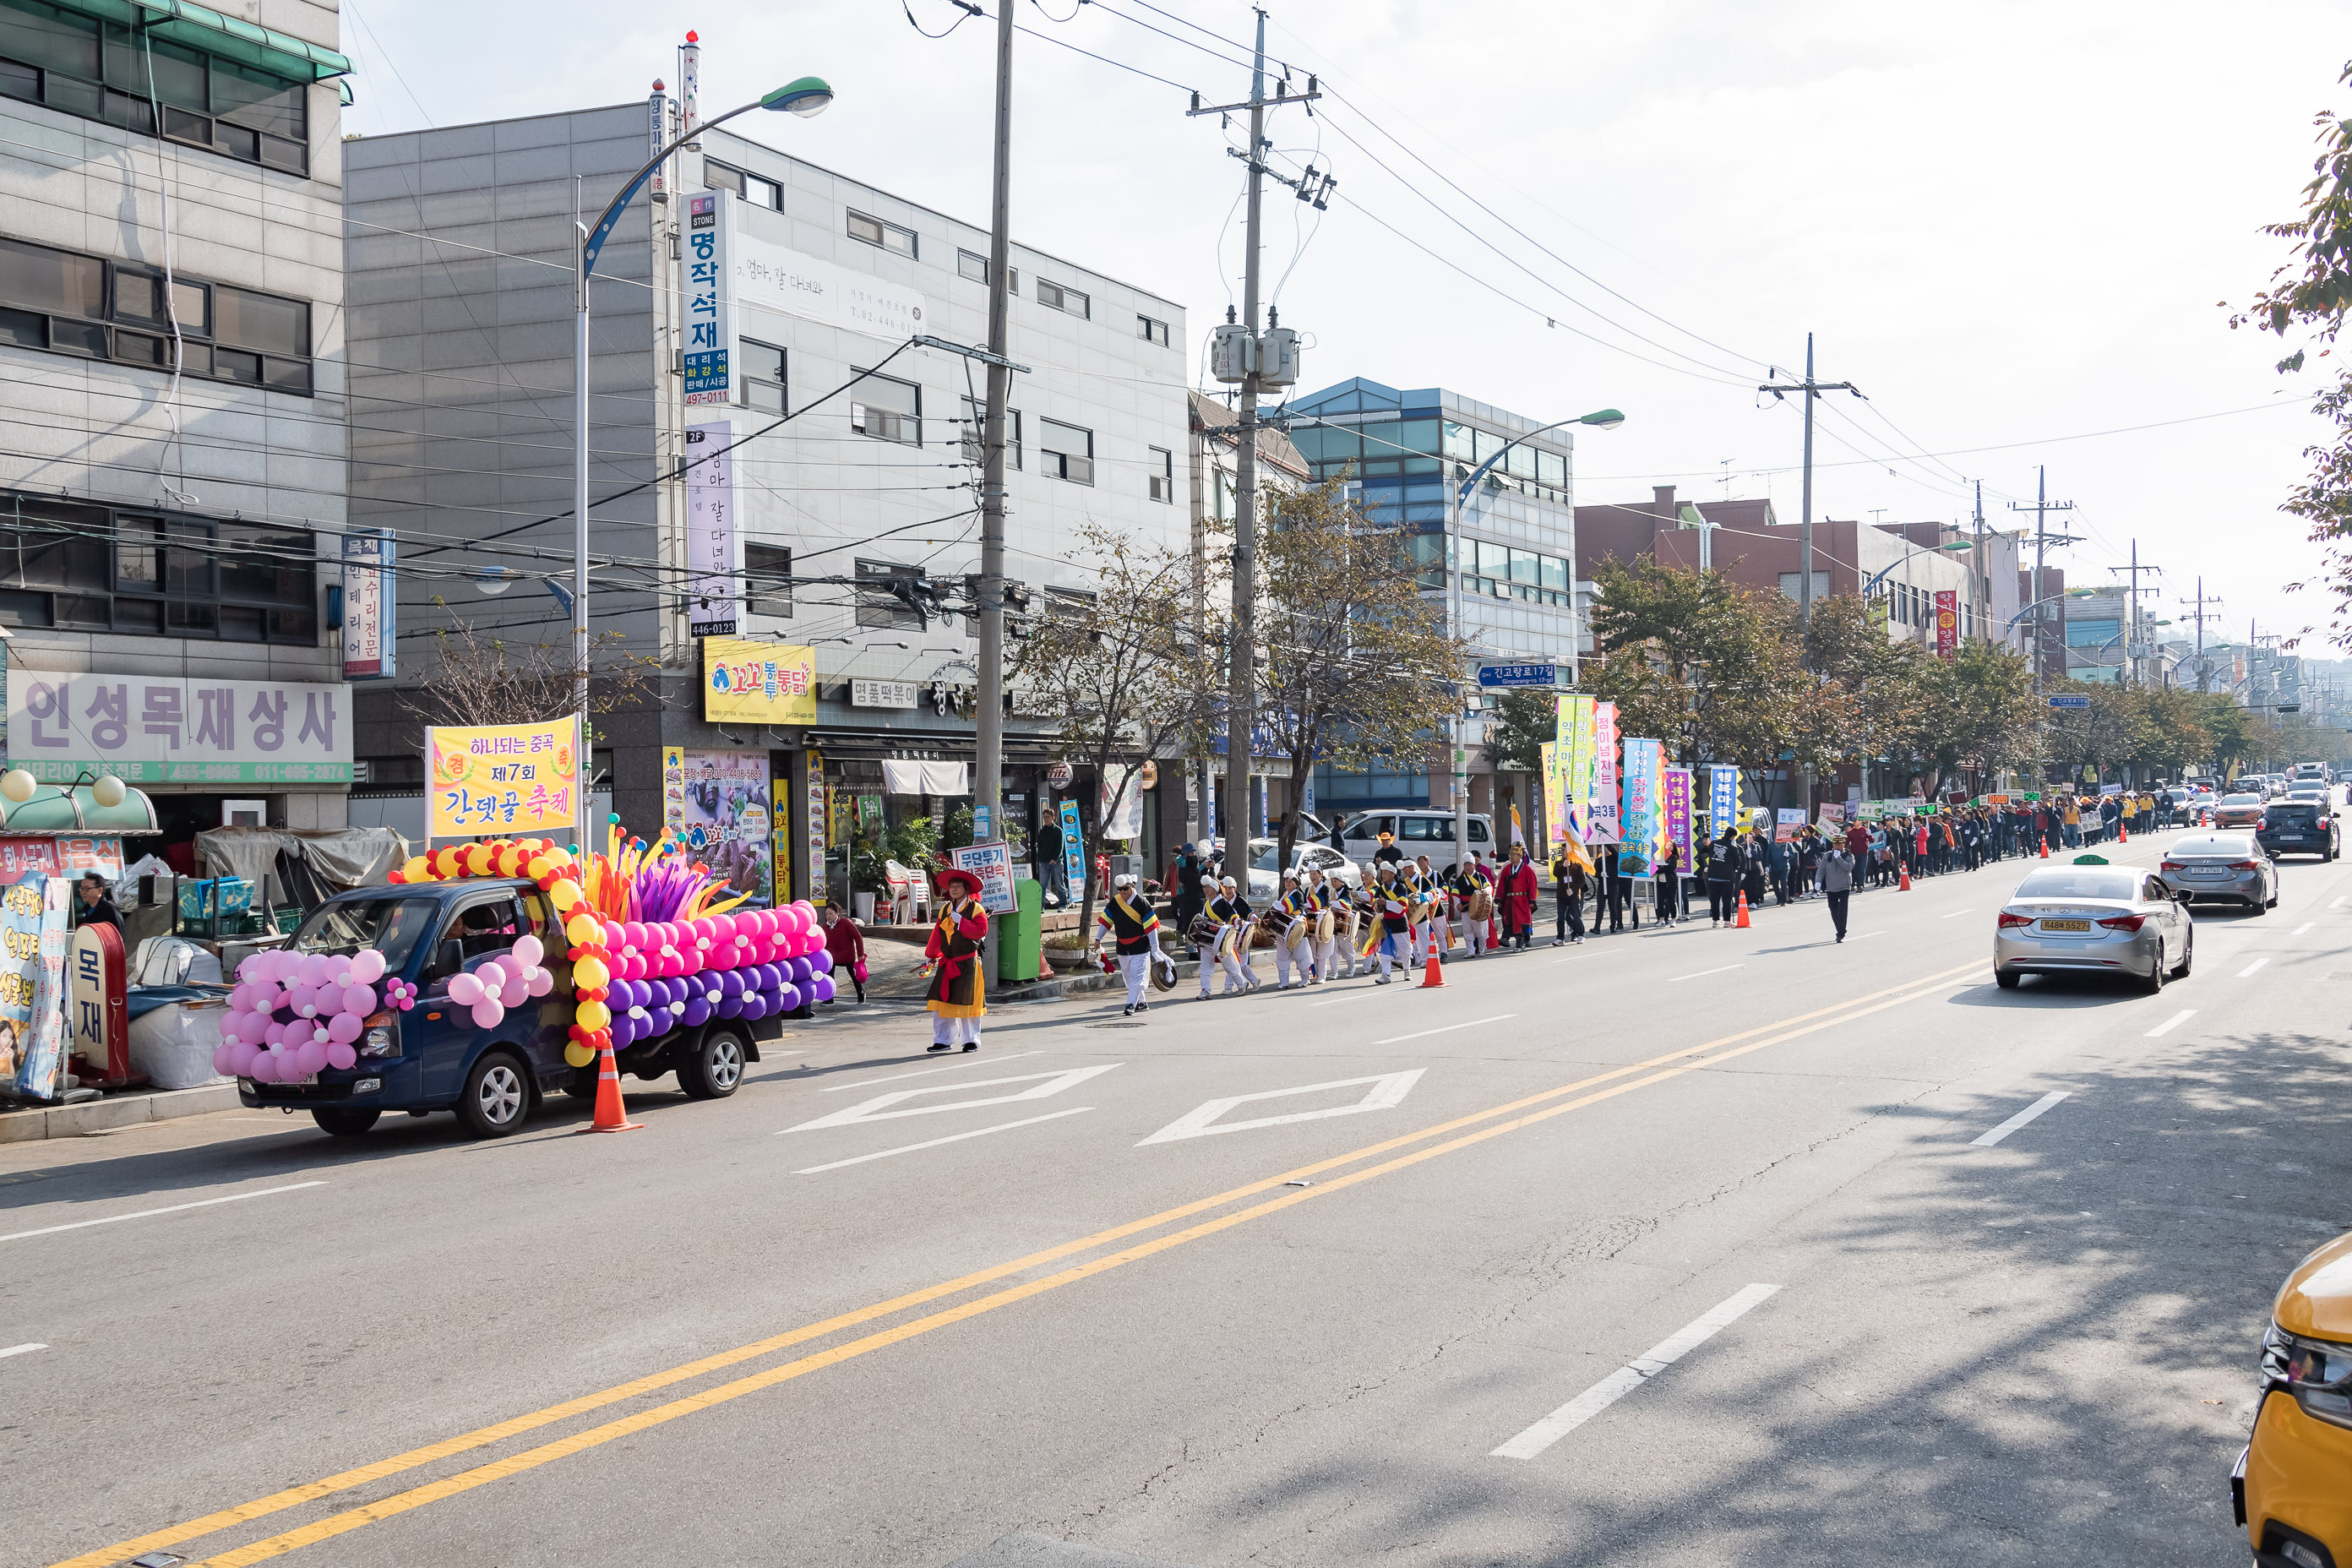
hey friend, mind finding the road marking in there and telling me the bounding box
[817,1051,1037,1092]
[60,961,1984,1568]
[1941,909,1975,918]
[2237,957,2271,978]
[2295,922,2315,935]
[781,1065,1119,1132]
[1138,1070,1426,1146]
[792,1108,1092,1174]
[1490,1284,1781,1459]
[1308,994,1362,1007]
[0,1182,327,1244]
[2145,1009,2196,1038]
[1372,1015,1515,1047]
[1669,965,1743,982]
[0,1342,46,1359]
[2333,896,2348,909]
[1972,1092,2070,1147]
[1854,931,1885,940]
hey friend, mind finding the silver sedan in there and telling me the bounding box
[2159,831,2282,912]
[1994,858,2193,993]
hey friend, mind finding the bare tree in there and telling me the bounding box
[400,611,659,729]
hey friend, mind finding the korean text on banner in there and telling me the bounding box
[10,676,351,784]
[1589,701,1622,845]
[1935,590,1958,661]
[682,189,734,405]
[0,836,120,883]
[1539,742,1565,847]
[704,638,816,724]
[667,749,775,905]
[950,841,1017,916]
[341,528,395,680]
[1618,738,1661,875]
[1,874,72,1102]
[686,420,740,639]
[1664,767,1694,869]
[1775,808,1807,844]
[1708,765,1740,830]
[1059,798,1085,895]
[803,751,827,905]
[427,719,579,838]
[733,231,927,341]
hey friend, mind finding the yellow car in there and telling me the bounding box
[2238,1228,2352,1566]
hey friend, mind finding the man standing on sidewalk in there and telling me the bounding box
[1821,839,1856,944]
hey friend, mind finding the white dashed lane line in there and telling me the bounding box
[1973,1092,2071,1147]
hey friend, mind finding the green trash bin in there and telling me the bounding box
[999,879,1042,983]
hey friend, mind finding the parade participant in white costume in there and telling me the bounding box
[1094,873,1164,1017]
[1272,870,1315,988]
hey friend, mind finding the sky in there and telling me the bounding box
[337,0,2349,656]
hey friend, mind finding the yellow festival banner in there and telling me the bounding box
[1540,742,1565,846]
[702,637,817,725]
[426,717,580,838]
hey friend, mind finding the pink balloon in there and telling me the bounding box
[296,952,329,987]
[470,997,505,1029]
[294,1038,329,1075]
[342,983,378,1016]
[525,967,554,997]
[349,949,387,984]
[498,975,529,1008]
[447,972,484,1006]
[237,955,266,984]
[248,1051,280,1083]
[511,934,543,967]
[324,1041,357,1071]
[262,1021,286,1046]
[603,919,627,951]
[213,1043,237,1075]
[622,950,647,980]
[327,1011,363,1043]
[229,1041,261,1077]
[621,921,648,953]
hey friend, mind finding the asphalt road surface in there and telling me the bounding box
[8,824,2348,1568]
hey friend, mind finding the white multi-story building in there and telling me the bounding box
[343,93,1189,896]
[0,0,355,858]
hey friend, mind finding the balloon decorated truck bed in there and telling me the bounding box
[225,826,836,1137]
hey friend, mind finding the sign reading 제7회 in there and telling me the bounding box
[8,676,352,784]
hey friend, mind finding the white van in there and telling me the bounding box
[1330,808,1496,868]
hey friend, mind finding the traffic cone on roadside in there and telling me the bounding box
[2121,821,2130,843]
[1734,890,1751,929]
[1900,864,1913,891]
[1417,937,1447,988]
[2039,836,2050,858]
[590,1042,642,1132]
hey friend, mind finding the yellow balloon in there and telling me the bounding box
[525,856,551,879]
[400,857,430,883]
[565,913,602,946]
[564,1042,594,1069]
[544,847,573,867]
[574,956,610,989]
[464,845,493,876]
[574,999,611,1031]
[494,848,522,877]
[549,880,580,912]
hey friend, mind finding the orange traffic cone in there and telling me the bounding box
[1417,929,1446,988]
[1734,890,1751,929]
[2121,820,2130,843]
[590,1043,642,1132]
[2039,836,2050,858]
[1899,864,1914,891]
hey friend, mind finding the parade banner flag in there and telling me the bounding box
[1664,766,1694,871]
[1590,701,1622,844]
[427,717,580,839]
[1554,694,1595,843]
[1539,742,1566,847]
[1707,765,1740,831]
[1619,737,1661,875]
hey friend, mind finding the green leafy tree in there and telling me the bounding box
[1487,687,1557,773]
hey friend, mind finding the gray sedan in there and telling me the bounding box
[2159,831,2282,913]
[1994,860,2193,993]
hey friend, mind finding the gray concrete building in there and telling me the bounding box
[342,97,1190,903]
[0,0,356,858]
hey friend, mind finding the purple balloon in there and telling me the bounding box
[752,963,781,993]
[716,969,744,998]
[738,992,768,1021]
[715,994,743,1019]
[783,956,810,984]
[645,977,674,1009]
[681,996,712,1027]
[810,973,836,1004]
[774,982,800,1013]
[610,1013,637,1048]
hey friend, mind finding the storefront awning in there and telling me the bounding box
[44,0,355,84]
[0,784,161,833]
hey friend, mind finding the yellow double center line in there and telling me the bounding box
[54,958,1985,1568]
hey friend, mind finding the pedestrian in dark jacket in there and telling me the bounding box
[1705,831,1740,925]
[1551,850,1588,945]
[1820,846,1856,942]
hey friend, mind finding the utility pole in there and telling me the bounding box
[2007,466,2077,690]
[2179,576,2221,691]
[1971,480,1986,645]
[1757,335,1858,636]
[2108,540,2164,686]
[972,0,1014,964]
[1222,10,1270,860]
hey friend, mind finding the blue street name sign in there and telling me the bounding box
[1478,662,1562,689]
[2047,694,2092,709]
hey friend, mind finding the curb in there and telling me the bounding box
[0,1082,242,1144]
[997,957,1204,1004]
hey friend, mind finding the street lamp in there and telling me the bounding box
[1444,407,1625,866]
[569,74,836,723]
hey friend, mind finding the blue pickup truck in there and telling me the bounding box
[237,877,781,1137]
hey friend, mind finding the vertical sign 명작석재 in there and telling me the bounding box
[682,189,733,406]
[685,421,740,639]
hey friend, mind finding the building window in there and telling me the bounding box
[0,492,314,640]
[847,210,917,259]
[744,542,791,618]
[0,1,313,174]
[1147,445,1173,502]
[1038,418,1093,485]
[961,395,1021,469]
[0,234,312,393]
[704,160,781,211]
[1137,313,1169,347]
[956,249,1017,293]
[740,339,786,415]
[1777,570,1831,604]
[850,370,920,445]
[854,558,923,630]
[1035,279,1089,318]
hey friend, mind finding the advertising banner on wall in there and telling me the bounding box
[734,231,928,341]
[1935,589,1958,661]
[803,751,827,906]
[0,873,71,1101]
[703,638,817,724]
[340,527,395,680]
[1618,737,1661,876]
[682,188,734,406]
[11,676,352,785]
[686,420,740,639]
[661,748,774,905]
[1589,701,1622,845]
[427,717,579,838]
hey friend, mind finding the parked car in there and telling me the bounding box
[1993,856,2193,993]
[1329,808,1496,867]
[2258,800,2341,861]
[1244,839,1364,902]
[2235,1228,2352,1568]
[2159,831,2282,914]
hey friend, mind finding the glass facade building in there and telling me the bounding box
[1285,378,1582,816]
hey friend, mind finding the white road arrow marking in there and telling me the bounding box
[781,1064,1120,1133]
[1136,1069,1426,1146]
